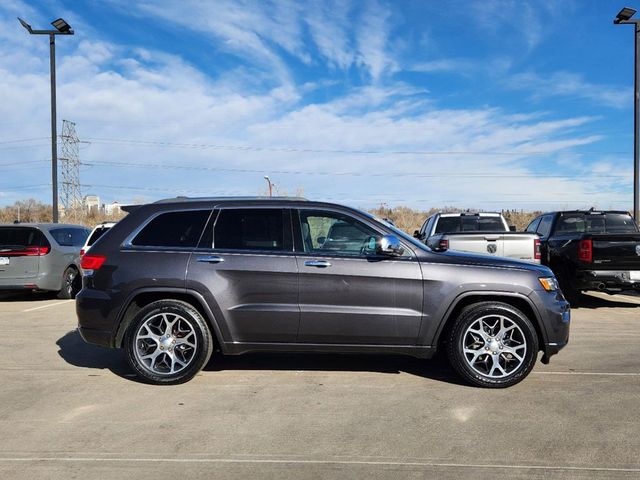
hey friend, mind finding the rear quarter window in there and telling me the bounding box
[132,210,211,248]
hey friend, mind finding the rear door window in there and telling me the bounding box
[49,227,90,247]
[214,208,289,251]
[132,210,211,248]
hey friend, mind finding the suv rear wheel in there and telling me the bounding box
[446,302,539,388]
[124,299,214,385]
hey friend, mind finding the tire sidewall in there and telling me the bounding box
[447,302,539,388]
[57,267,77,299]
[124,300,213,385]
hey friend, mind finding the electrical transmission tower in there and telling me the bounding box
[59,119,82,220]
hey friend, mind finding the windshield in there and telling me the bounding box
[435,215,505,234]
[555,213,638,234]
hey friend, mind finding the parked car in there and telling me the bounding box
[0,223,89,298]
[81,222,116,257]
[415,212,541,263]
[77,197,570,388]
[526,209,640,297]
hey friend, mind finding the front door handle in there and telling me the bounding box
[197,255,224,264]
[304,260,332,268]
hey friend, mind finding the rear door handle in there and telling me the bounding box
[196,255,224,264]
[304,260,332,268]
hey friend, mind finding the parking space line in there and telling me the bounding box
[0,457,638,473]
[534,371,640,376]
[23,300,74,313]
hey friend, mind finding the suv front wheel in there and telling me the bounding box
[124,299,214,385]
[446,302,539,388]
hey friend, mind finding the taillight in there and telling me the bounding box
[534,238,541,260]
[2,246,50,256]
[439,239,449,250]
[80,254,106,270]
[578,239,592,263]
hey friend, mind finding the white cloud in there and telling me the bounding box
[506,71,632,109]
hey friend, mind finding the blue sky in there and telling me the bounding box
[0,0,636,211]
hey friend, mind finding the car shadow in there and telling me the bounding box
[569,292,640,309]
[0,291,58,302]
[56,329,131,377]
[204,351,468,386]
[56,329,467,386]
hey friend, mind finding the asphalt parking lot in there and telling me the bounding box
[0,292,639,479]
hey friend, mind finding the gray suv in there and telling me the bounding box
[76,198,570,387]
[0,223,89,298]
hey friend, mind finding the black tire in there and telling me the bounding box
[124,299,214,385]
[446,302,539,388]
[57,267,80,299]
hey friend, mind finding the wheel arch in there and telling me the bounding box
[113,288,225,352]
[433,292,548,354]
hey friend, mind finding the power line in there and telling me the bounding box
[83,160,630,179]
[83,137,632,157]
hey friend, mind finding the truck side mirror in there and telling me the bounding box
[509,225,516,232]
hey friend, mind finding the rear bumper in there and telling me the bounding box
[0,272,61,292]
[574,270,640,292]
[76,287,120,348]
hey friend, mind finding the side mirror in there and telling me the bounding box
[376,235,404,256]
[509,225,516,232]
[317,236,326,245]
[413,230,421,239]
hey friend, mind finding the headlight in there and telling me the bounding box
[539,276,559,292]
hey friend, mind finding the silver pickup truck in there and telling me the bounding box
[414,212,541,264]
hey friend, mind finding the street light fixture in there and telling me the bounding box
[18,17,74,223]
[264,176,273,197]
[614,7,640,224]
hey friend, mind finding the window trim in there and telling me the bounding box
[122,208,214,251]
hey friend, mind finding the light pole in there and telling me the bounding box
[614,7,640,223]
[264,175,273,197]
[18,17,74,223]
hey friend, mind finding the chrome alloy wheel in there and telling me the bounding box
[134,313,198,375]
[462,315,527,378]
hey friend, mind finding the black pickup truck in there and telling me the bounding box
[525,210,640,296]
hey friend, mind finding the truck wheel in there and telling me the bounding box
[57,267,80,299]
[124,300,214,385]
[446,302,539,388]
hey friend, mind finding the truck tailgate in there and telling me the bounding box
[590,233,640,271]
[446,233,539,263]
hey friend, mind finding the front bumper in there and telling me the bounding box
[575,270,640,292]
